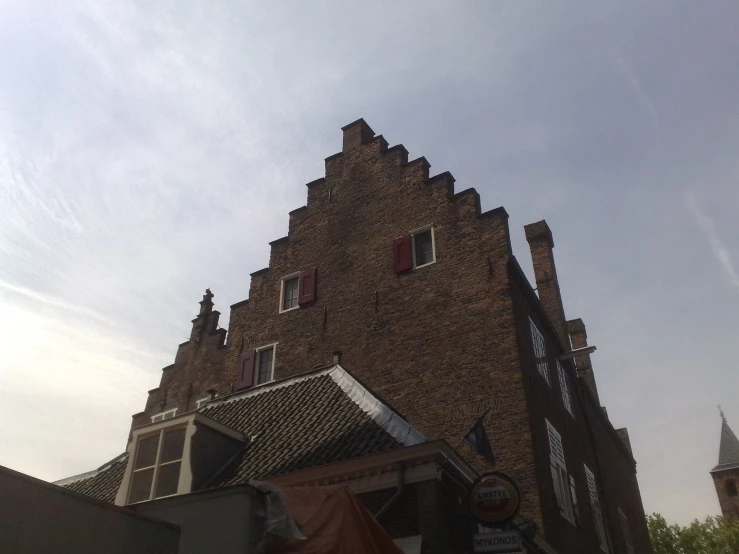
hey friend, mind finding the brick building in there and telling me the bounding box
[711,411,739,519]
[62,119,652,553]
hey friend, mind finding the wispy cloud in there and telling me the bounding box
[685,190,739,294]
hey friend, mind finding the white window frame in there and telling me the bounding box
[195,397,210,409]
[127,425,187,504]
[585,464,610,552]
[255,343,277,385]
[410,225,436,269]
[618,508,634,554]
[151,408,177,423]
[530,318,551,385]
[115,412,245,507]
[557,361,574,417]
[546,419,576,525]
[279,272,301,313]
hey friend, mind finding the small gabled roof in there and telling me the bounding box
[58,364,425,502]
[713,415,739,473]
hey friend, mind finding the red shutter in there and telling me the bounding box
[393,235,412,273]
[235,350,255,390]
[298,267,317,305]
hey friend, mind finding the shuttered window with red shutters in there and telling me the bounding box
[234,350,255,391]
[393,235,412,273]
[298,267,317,305]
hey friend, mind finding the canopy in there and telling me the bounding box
[271,485,406,554]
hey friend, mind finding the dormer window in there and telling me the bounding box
[151,408,177,423]
[116,412,245,506]
[129,426,186,503]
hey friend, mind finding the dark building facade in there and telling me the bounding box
[69,119,651,553]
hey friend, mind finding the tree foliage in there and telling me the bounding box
[647,513,739,554]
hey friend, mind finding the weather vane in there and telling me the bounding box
[719,404,726,422]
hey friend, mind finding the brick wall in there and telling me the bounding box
[510,259,652,553]
[132,119,652,552]
[712,468,739,518]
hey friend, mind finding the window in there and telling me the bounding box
[151,408,177,423]
[727,480,738,497]
[558,362,574,417]
[546,419,575,524]
[585,464,609,552]
[256,345,275,385]
[530,318,550,385]
[412,227,435,268]
[569,475,580,524]
[280,275,300,312]
[128,426,186,503]
[195,397,210,409]
[619,508,635,554]
[393,226,436,273]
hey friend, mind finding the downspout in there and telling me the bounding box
[375,464,405,520]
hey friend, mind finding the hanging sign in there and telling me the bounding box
[468,472,521,525]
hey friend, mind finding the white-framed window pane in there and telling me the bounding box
[129,468,154,503]
[413,230,434,267]
[558,362,574,416]
[161,428,186,463]
[282,277,299,310]
[529,318,550,385]
[154,462,181,498]
[257,347,274,384]
[134,435,160,469]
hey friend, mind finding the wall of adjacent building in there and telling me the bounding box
[0,465,179,554]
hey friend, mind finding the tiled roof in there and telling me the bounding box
[58,365,424,501]
[56,453,128,503]
[713,417,739,472]
[203,365,423,485]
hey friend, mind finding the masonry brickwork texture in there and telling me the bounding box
[712,468,739,519]
[134,119,652,553]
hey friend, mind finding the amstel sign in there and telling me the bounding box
[468,472,521,525]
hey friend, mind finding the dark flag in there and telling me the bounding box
[462,409,494,462]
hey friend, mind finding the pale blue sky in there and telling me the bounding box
[1,1,738,525]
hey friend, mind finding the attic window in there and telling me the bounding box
[393,226,436,273]
[151,408,177,423]
[195,397,210,409]
[256,345,275,385]
[129,426,186,503]
[412,228,435,268]
[281,275,300,312]
[116,412,245,507]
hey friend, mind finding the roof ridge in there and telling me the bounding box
[328,365,426,446]
[53,452,127,486]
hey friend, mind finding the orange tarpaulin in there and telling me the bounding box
[272,485,406,554]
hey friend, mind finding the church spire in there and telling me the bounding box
[715,408,739,470]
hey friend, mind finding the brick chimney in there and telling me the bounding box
[566,318,600,405]
[524,221,568,347]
